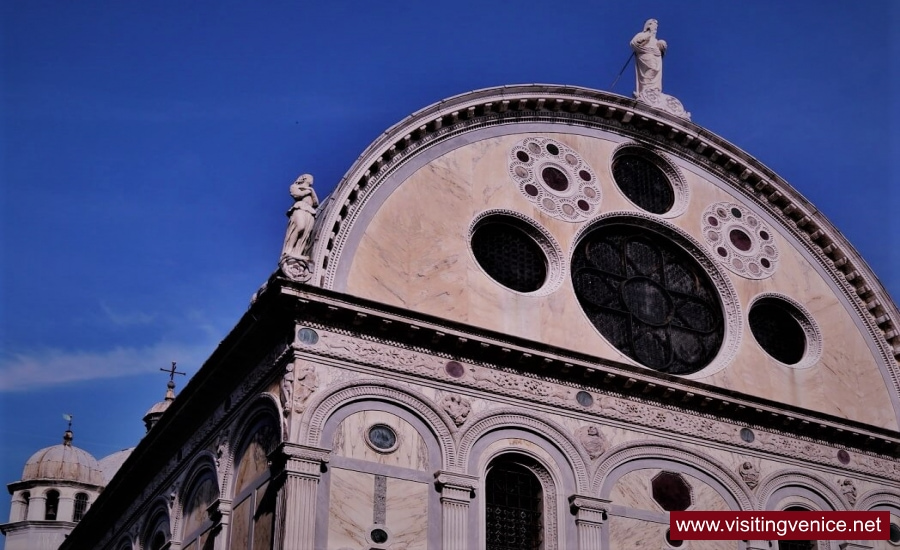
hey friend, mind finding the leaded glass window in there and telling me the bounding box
[572,224,724,375]
[612,154,674,214]
[486,462,543,550]
[749,298,806,364]
[472,222,547,293]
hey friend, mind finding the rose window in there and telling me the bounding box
[508,137,600,222]
[572,223,725,375]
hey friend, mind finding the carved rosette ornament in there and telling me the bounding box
[738,461,760,489]
[701,202,779,279]
[440,394,472,427]
[576,425,607,460]
[508,137,601,222]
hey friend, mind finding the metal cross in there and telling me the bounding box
[160,361,186,382]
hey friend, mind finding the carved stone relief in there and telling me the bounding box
[304,330,899,483]
[739,461,760,489]
[440,394,472,427]
[838,478,857,506]
[576,425,607,460]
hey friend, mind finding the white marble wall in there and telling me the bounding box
[344,132,895,429]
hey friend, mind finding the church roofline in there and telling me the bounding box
[306,83,900,408]
[61,273,900,549]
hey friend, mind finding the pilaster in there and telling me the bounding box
[271,443,330,550]
[569,495,610,550]
[208,497,232,550]
[434,471,478,550]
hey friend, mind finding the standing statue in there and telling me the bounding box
[282,174,318,259]
[631,18,667,95]
[627,19,691,120]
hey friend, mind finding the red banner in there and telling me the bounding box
[670,511,890,540]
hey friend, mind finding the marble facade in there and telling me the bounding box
[55,84,900,550]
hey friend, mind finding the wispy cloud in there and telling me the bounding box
[0,341,215,392]
[100,302,157,327]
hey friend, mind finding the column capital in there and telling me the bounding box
[568,494,611,525]
[434,471,478,492]
[270,443,330,479]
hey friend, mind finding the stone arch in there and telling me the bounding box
[221,394,281,499]
[850,488,900,514]
[592,440,753,512]
[301,379,456,468]
[481,451,562,550]
[457,408,590,492]
[140,500,171,550]
[174,452,218,543]
[756,469,846,512]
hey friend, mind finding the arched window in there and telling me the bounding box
[485,459,543,550]
[73,493,89,522]
[777,507,814,550]
[150,532,167,550]
[182,472,218,550]
[230,416,278,550]
[20,491,30,521]
[44,490,59,520]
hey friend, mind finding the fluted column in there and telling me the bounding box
[209,498,231,550]
[435,471,478,550]
[569,495,610,550]
[271,443,330,550]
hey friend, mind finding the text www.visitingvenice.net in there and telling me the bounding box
[669,511,890,541]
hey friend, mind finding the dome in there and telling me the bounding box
[99,448,134,484]
[142,379,176,431]
[22,431,104,486]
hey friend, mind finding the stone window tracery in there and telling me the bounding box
[701,202,779,279]
[572,222,725,375]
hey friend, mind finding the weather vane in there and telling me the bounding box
[62,413,73,430]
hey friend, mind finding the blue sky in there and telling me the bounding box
[1,0,898,533]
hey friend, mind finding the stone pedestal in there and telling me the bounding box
[435,471,478,550]
[271,443,330,550]
[569,495,610,550]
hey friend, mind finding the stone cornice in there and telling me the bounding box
[306,83,900,406]
[279,281,899,453]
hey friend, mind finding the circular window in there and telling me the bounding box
[609,145,689,218]
[371,528,389,544]
[470,211,564,296]
[889,522,900,544]
[472,222,546,293]
[748,295,821,368]
[612,154,674,214]
[572,222,725,375]
[665,529,684,548]
[367,424,398,452]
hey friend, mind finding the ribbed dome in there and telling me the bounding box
[99,447,134,484]
[22,435,103,486]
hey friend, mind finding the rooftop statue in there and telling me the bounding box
[279,173,318,283]
[628,19,691,120]
[631,18,667,96]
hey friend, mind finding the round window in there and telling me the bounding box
[367,425,398,452]
[612,154,675,215]
[472,222,547,293]
[572,223,724,375]
[889,522,900,544]
[749,297,812,365]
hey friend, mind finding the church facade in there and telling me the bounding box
[13,82,899,549]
